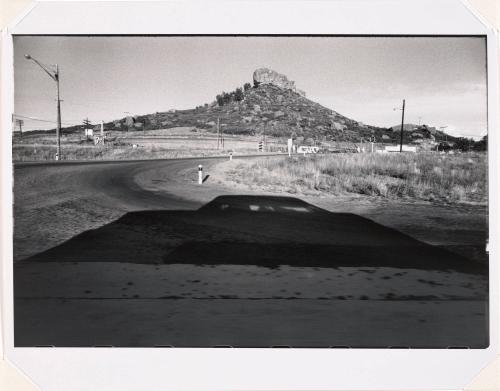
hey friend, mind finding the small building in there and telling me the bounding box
[384,145,417,153]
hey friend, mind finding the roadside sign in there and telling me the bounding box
[297,146,319,154]
[94,135,108,145]
[258,141,263,152]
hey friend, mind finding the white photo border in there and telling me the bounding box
[1,1,498,390]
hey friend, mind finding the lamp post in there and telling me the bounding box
[25,54,62,160]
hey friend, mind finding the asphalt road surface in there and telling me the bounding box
[13,157,489,348]
[14,156,264,260]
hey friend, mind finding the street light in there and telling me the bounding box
[25,54,62,160]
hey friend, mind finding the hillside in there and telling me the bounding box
[125,83,390,143]
[54,68,452,145]
[390,123,457,142]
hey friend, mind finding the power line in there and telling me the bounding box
[12,114,80,126]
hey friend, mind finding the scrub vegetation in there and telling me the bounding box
[222,152,487,204]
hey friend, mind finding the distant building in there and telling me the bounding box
[384,145,417,153]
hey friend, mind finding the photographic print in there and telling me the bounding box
[12,35,488,348]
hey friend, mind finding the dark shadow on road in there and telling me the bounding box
[22,195,486,274]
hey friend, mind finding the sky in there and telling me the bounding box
[13,36,487,138]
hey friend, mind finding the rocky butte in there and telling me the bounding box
[56,68,453,147]
[253,68,306,97]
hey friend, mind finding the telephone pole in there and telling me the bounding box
[217,117,224,149]
[263,122,266,152]
[83,118,91,139]
[399,99,405,153]
[15,119,24,137]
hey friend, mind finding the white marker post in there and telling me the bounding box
[229,152,233,161]
[198,164,203,184]
[287,138,293,157]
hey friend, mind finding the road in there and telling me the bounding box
[14,155,272,260]
[13,156,489,348]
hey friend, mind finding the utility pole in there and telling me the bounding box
[263,122,266,152]
[369,135,375,153]
[15,119,24,138]
[25,54,62,160]
[55,64,61,159]
[83,118,91,139]
[124,112,132,133]
[439,126,448,145]
[399,99,405,153]
[217,117,222,149]
[220,118,224,149]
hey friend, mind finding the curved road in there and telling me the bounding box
[14,155,264,260]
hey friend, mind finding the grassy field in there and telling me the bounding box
[219,152,487,204]
[12,127,286,161]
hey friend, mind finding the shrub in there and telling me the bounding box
[234,87,244,101]
[226,152,487,203]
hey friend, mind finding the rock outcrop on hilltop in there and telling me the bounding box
[93,68,449,145]
[253,68,305,97]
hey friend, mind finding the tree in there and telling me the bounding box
[234,87,244,101]
[243,82,251,92]
[454,137,473,152]
[216,94,224,106]
[473,135,487,151]
[222,92,231,105]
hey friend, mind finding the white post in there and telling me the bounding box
[371,142,374,153]
[101,120,104,137]
[198,164,203,184]
[287,138,293,157]
[229,152,233,161]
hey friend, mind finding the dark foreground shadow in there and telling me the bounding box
[22,195,486,274]
[15,195,489,348]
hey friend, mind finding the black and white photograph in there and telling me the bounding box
[12,35,489,348]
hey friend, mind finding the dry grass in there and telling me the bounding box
[225,152,487,203]
[12,144,251,161]
[12,128,283,161]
